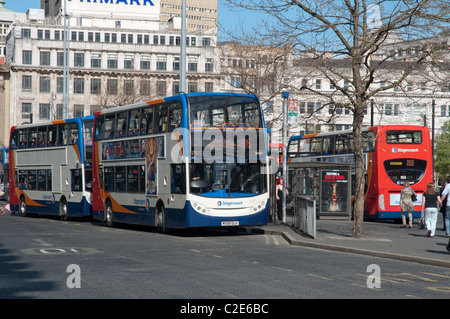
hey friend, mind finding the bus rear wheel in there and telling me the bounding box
[59,199,68,221]
[156,205,167,234]
[105,201,114,227]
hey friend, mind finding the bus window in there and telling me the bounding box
[323,137,334,154]
[71,169,82,191]
[128,109,140,136]
[28,170,37,190]
[57,124,68,146]
[310,137,322,155]
[19,170,27,189]
[139,165,145,194]
[288,140,299,155]
[10,129,18,149]
[115,166,126,192]
[141,107,153,135]
[155,104,168,133]
[104,167,114,191]
[47,169,52,191]
[387,130,422,144]
[127,166,139,193]
[37,126,48,147]
[298,139,310,155]
[68,123,79,145]
[28,128,37,148]
[171,164,185,194]
[104,114,116,139]
[115,112,127,138]
[48,125,57,146]
[168,103,182,132]
[94,115,104,141]
[19,129,28,149]
[37,169,47,190]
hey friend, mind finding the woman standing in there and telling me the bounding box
[276,177,288,221]
[421,183,442,237]
[400,180,416,228]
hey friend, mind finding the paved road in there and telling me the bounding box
[1,213,450,302]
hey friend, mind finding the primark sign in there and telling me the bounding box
[71,0,155,5]
[66,0,160,16]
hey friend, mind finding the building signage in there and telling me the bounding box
[66,0,161,17]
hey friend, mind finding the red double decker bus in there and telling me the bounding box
[287,125,433,220]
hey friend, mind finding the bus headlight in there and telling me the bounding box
[192,201,207,214]
[253,200,267,212]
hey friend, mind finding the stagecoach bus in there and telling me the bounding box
[91,92,270,232]
[8,117,94,218]
[287,125,433,220]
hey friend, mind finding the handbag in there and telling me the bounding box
[411,193,417,202]
[418,217,425,229]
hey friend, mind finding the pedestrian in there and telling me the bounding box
[400,180,416,228]
[440,179,450,238]
[421,183,442,237]
[0,189,7,215]
[276,177,288,222]
[440,179,448,232]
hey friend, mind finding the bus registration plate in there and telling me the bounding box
[221,220,239,226]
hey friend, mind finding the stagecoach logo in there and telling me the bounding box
[392,147,419,153]
[217,201,243,207]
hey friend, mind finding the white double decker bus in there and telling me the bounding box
[92,92,270,232]
[9,116,94,219]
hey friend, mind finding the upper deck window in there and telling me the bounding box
[387,130,422,144]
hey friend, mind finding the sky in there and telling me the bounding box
[2,0,259,41]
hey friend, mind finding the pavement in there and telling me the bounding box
[250,214,450,268]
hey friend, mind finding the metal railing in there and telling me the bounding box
[292,194,316,239]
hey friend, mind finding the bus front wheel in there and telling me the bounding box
[19,197,27,217]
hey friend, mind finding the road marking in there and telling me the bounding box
[421,272,450,279]
[271,266,292,272]
[307,274,333,280]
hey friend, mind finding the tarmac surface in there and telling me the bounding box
[250,214,450,268]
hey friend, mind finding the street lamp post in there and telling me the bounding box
[180,0,186,93]
[282,90,289,223]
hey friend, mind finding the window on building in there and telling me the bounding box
[205,58,213,72]
[188,56,197,72]
[40,51,50,66]
[124,54,134,69]
[22,75,32,92]
[57,52,64,66]
[74,78,84,94]
[140,55,151,70]
[156,56,167,71]
[156,81,166,96]
[107,79,118,95]
[91,78,101,95]
[57,77,64,93]
[124,80,134,95]
[40,76,50,93]
[91,53,101,68]
[21,28,31,38]
[173,56,180,71]
[140,80,151,96]
[74,52,85,67]
[22,103,32,120]
[107,54,118,69]
[23,50,32,65]
[73,105,84,118]
[39,103,50,120]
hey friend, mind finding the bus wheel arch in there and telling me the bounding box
[156,200,167,233]
[105,198,114,227]
[59,197,68,221]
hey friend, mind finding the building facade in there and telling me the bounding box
[6,0,219,131]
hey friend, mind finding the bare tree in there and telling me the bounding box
[226,0,450,237]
